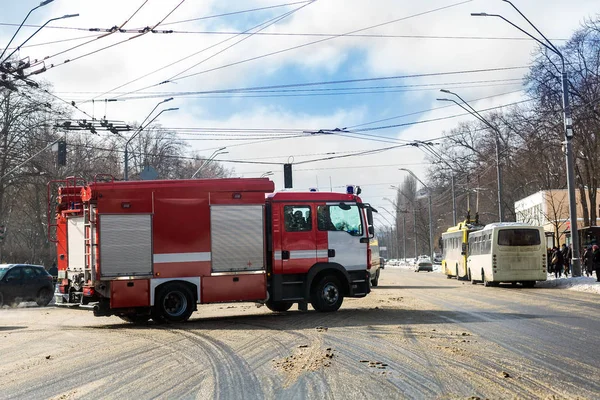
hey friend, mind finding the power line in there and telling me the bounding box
[101,0,475,101]
[156,1,313,27]
[54,77,524,96]
[96,65,529,103]
[159,1,316,83]
[65,82,522,101]
[348,88,526,129]
[164,0,476,84]
[0,23,571,42]
[39,0,187,74]
[32,0,151,65]
[86,1,315,103]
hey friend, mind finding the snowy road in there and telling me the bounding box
[1,268,599,399]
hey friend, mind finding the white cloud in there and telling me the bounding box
[2,0,598,216]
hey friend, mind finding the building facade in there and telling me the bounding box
[514,189,600,248]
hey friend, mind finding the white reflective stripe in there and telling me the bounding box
[290,250,316,259]
[153,252,211,263]
[274,250,325,260]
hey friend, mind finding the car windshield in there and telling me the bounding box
[0,267,9,280]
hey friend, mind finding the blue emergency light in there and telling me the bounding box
[346,185,355,194]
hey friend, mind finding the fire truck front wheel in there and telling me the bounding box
[310,275,344,312]
[152,283,195,323]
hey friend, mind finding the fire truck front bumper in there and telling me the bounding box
[54,284,69,305]
[348,270,371,298]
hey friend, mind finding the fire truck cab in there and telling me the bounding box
[52,177,375,323]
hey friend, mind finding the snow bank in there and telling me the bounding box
[537,275,600,295]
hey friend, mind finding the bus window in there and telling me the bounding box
[498,229,541,246]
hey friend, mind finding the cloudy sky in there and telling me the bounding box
[1,0,598,227]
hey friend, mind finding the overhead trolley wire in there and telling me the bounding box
[157,0,475,85]
[165,1,316,82]
[86,1,315,103]
[38,0,151,63]
[156,1,314,27]
[102,0,475,101]
[39,0,187,73]
[98,65,529,103]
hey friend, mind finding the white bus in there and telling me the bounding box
[467,223,547,287]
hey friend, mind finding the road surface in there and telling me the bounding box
[1,268,599,399]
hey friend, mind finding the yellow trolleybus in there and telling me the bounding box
[441,219,484,280]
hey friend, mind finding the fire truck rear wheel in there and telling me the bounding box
[265,299,293,312]
[310,275,344,312]
[153,283,194,323]
[119,314,151,324]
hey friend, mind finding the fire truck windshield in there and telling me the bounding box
[317,204,363,236]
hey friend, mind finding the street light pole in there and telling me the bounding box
[388,191,413,261]
[2,13,79,64]
[438,92,504,222]
[400,168,435,262]
[414,141,457,225]
[0,0,55,61]
[124,100,177,180]
[472,0,581,276]
[192,147,228,178]
[398,209,407,261]
[413,209,418,259]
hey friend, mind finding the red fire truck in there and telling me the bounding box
[50,177,375,323]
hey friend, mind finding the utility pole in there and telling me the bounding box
[401,168,435,262]
[472,0,581,275]
[413,209,418,259]
[413,141,457,226]
[124,98,177,181]
[438,92,504,222]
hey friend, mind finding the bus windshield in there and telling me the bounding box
[497,229,541,246]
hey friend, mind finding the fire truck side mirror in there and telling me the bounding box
[366,207,375,237]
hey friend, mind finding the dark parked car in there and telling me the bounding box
[0,264,54,307]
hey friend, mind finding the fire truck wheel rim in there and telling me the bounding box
[163,291,188,317]
[322,283,339,305]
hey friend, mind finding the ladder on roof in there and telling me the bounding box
[83,203,97,283]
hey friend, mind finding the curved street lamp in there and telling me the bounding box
[192,147,228,178]
[0,0,55,61]
[2,13,79,64]
[471,0,581,276]
[437,90,503,222]
[124,100,178,180]
[399,168,434,262]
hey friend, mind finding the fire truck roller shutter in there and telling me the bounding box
[67,216,85,273]
[210,205,265,273]
[99,214,153,277]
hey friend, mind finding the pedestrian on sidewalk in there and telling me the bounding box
[593,245,600,282]
[583,246,594,277]
[547,248,554,274]
[561,244,572,276]
[551,246,563,278]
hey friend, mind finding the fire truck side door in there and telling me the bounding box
[279,204,317,273]
[317,203,368,271]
